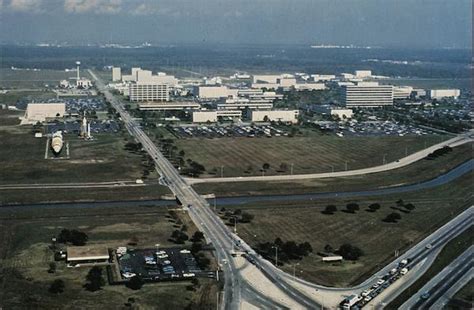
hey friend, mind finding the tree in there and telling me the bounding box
[191,231,205,243]
[324,244,334,253]
[368,203,381,212]
[57,229,88,246]
[191,242,203,254]
[383,212,402,223]
[346,203,360,213]
[48,262,57,273]
[49,279,65,294]
[338,244,364,261]
[241,212,254,223]
[262,163,270,171]
[323,205,337,214]
[279,163,288,172]
[404,203,416,211]
[126,276,144,290]
[85,266,105,291]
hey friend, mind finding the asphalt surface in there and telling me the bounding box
[89,70,321,310]
[400,246,473,310]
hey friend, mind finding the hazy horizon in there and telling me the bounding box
[0,0,471,49]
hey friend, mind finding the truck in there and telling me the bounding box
[342,295,362,310]
[400,267,409,275]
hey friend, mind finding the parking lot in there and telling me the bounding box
[15,97,106,112]
[317,120,435,137]
[46,119,119,134]
[116,247,212,282]
[173,124,290,139]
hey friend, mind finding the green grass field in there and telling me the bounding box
[0,68,92,89]
[450,279,473,307]
[194,142,473,197]
[0,122,155,185]
[220,172,473,287]
[176,135,446,178]
[0,204,217,309]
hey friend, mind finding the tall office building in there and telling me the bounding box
[344,83,393,107]
[112,67,122,81]
[129,84,169,102]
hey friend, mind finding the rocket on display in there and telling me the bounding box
[51,131,64,156]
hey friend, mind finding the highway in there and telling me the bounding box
[89,69,473,309]
[89,70,322,309]
[187,134,473,184]
[400,246,473,310]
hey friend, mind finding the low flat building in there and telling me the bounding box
[428,89,460,100]
[193,86,238,99]
[23,103,66,124]
[138,101,200,110]
[295,83,326,91]
[354,70,372,78]
[331,109,353,119]
[192,110,242,123]
[251,110,299,124]
[66,246,110,265]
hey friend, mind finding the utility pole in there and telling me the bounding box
[345,161,348,171]
[405,146,408,157]
[213,195,217,211]
[290,163,294,175]
[220,165,224,178]
[383,154,387,165]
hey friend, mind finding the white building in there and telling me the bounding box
[311,74,336,82]
[129,84,169,102]
[428,89,460,100]
[138,101,199,111]
[354,70,372,78]
[252,75,283,84]
[112,67,122,81]
[192,110,242,123]
[251,110,299,123]
[331,109,353,119]
[393,86,414,99]
[76,78,92,89]
[344,82,393,107]
[295,83,326,91]
[23,103,66,123]
[117,67,178,86]
[193,86,238,99]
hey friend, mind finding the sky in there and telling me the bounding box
[0,0,471,48]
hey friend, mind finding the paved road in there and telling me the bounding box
[89,70,321,310]
[0,180,148,190]
[400,246,473,310]
[187,134,473,184]
[89,69,473,309]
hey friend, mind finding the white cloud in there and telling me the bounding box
[131,3,159,16]
[64,0,122,14]
[8,0,44,12]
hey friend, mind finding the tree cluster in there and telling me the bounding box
[426,146,453,160]
[57,229,88,246]
[84,266,105,291]
[224,209,255,224]
[170,230,189,244]
[256,238,313,264]
[336,244,364,261]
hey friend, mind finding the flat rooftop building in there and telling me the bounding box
[66,246,110,264]
[129,83,170,102]
[251,110,299,124]
[344,83,393,108]
[23,103,66,124]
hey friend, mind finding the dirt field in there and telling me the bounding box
[0,204,217,309]
[220,172,473,287]
[176,134,446,177]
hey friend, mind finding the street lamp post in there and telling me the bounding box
[290,163,294,175]
[220,165,224,178]
[383,153,387,165]
[272,245,279,266]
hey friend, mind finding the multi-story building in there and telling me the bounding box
[344,82,393,107]
[129,83,169,102]
[193,86,238,99]
[393,86,414,99]
[112,67,122,81]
